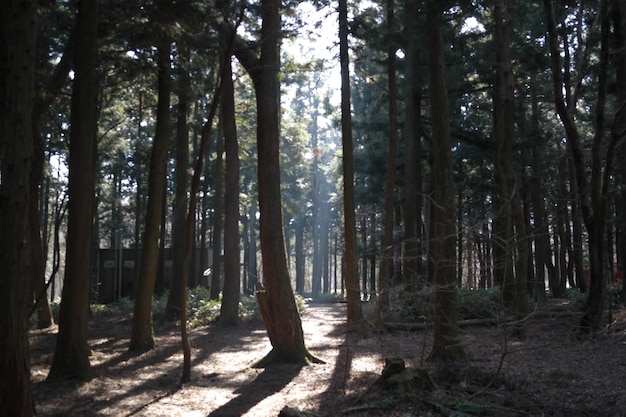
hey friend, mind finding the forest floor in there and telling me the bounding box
[31,298,626,417]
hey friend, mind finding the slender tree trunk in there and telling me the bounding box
[129,40,171,352]
[29,38,74,328]
[134,93,144,269]
[219,36,241,327]
[426,2,466,362]
[295,216,305,294]
[543,0,613,333]
[210,132,224,300]
[165,46,191,320]
[613,0,626,302]
[339,0,364,324]
[378,0,398,319]
[0,0,37,413]
[30,127,55,328]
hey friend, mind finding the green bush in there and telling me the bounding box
[391,287,505,322]
[40,287,308,328]
[457,287,503,320]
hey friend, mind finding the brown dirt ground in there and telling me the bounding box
[31,300,626,417]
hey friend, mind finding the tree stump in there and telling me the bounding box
[381,356,436,392]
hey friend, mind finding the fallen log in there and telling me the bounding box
[385,310,581,331]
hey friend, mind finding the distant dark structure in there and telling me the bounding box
[95,248,209,303]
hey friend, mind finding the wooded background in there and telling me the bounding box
[2,0,625,415]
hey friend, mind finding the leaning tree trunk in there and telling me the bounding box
[0,0,37,413]
[233,0,320,365]
[48,0,98,381]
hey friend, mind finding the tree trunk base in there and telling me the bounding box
[251,347,324,368]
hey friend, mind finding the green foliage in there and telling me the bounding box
[391,287,505,322]
[51,287,310,329]
[456,288,503,320]
[565,287,588,311]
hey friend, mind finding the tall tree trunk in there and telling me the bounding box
[48,0,98,380]
[493,0,528,332]
[30,36,74,328]
[133,93,144,274]
[543,0,613,333]
[0,0,37,413]
[378,0,398,319]
[30,127,55,328]
[233,0,320,364]
[219,35,241,327]
[210,132,224,300]
[613,0,626,302]
[339,0,365,324]
[166,45,190,320]
[426,2,466,362]
[129,39,172,352]
[295,216,305,293]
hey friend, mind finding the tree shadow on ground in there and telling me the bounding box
[206,364,302,417]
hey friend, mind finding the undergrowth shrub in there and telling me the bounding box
[456,287,503,320]
[390,287,505,322]
[42,287,310,328]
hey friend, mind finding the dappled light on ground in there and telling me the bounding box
[31,301,626,416]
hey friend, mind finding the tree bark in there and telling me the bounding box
[613,0,626,302]
[493,0,528,334]
[48,0,98,381]
[0,0,37,413]
[232,0,320,364]
[165,45,190,320]
[219,31,241,327]
[543,0,612,333]
[339,0,365,324]
[210,132,224,300]
[426,2,466,362]
[129,39,171,352]
[378,0,399,319]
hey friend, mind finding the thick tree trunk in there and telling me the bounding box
[48,0,98,381]
[493,0,528,332]
[339,0,365,324]
[0,0,37,413]
[231,0,319,365]
[426,2,466,362]
[129,40,171,352]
